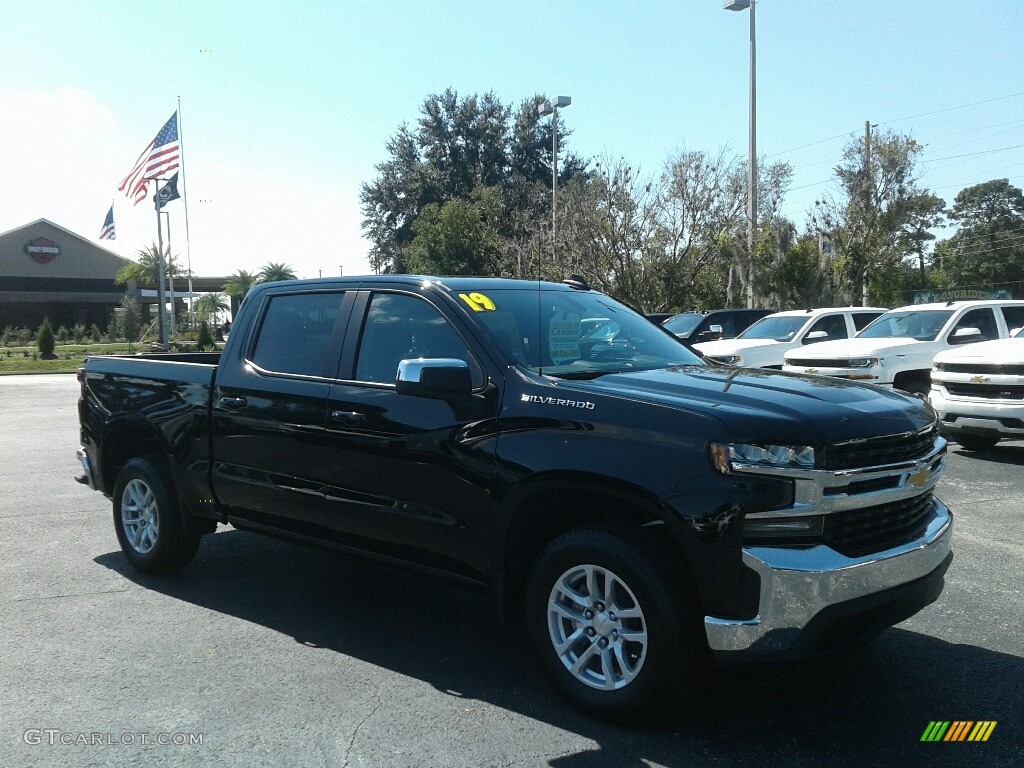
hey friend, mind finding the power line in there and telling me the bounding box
[768,92,1024,160]
[924,144,1024,163]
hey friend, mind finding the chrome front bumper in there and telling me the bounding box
[705,496,953,654]
[76,448,98,491]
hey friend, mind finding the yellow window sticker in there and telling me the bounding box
[459,292,496,311]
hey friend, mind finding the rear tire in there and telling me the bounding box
[956,435,999,452]
[525,527,706,720]
[112,457,201,573]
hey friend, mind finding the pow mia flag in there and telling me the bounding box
[155,172,181,210]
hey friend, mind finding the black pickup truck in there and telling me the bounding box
[77,275,953,719]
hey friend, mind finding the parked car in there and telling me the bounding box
[643,312,675,325]
[695,307,886,369]
[783,300,1024,395]
[661,308,771,349]
[77,275,951,719]
[929,324,1024,451]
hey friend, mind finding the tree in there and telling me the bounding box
[194,292,230,326]
[196,321,215,350]
[119,293,141,345]
[811,129,939,305]
[256,262,297,283]
[224,270,257,298]
[404,187,504,275]
[360,89,585,275]
[36,317,55,358]
[114,243,183,287]
[937,179,1024,292]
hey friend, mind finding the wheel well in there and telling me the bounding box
[101,423,165,494]
[501,488,690,624]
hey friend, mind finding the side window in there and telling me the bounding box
[251,292,346,377]
[1000,306,1024,334]
[807,314,848,341]
[852,312,882,331]
[951,308,998,342]
[354,292,480,386]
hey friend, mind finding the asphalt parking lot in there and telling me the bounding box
[1,374,1022,768]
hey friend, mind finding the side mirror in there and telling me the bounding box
[701,324,724,341]
[804,330,829,344]
[949,327,982,345]
[396,358,472,399]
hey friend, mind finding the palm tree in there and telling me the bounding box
[224,269,257,298]
[193,292,230,326]
[256,262,298,283]
[114,243,184,287]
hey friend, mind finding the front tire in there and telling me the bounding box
[525,528,706,720]
[113,457,200,573]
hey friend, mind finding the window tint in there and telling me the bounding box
[951,308,998,342]
[251,292,346,376]
[807,314,848,341]
[354,292,479,385]
[1000,306,1024,334]
[852,311,883,331]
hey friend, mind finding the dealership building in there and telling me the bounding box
[0,219,228,332]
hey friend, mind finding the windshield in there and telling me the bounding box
[662,313,704,336]
[738,315,808,341]
[466,288,704,377]
[858,310,954,341]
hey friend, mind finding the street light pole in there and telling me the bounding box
[725,0,757,308]
[538,96,571,270]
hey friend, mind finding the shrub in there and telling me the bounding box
[17,326,33,344]
[196,321,215,350]
[56,325,71,342]
[90,324,101,343]
[37,317,56,358]
[72,323,87,343]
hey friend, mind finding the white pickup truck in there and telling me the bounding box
[782,300,1024,395]
[695,307,885,369]
[930,326,1024,451]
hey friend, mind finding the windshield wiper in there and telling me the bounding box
[546,369,619,380]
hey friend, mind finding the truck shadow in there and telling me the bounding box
[950,442,1024,467]
[96,532,1022,768]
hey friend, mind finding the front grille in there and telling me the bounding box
[787,358,855,368]
[821,424,938,469]
[945,383,1024,400]
[822,493,934,558]
[938,363,1024,375]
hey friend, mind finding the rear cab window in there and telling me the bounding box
[250,292,348,377]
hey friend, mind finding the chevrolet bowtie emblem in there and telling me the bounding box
[969,375,989,384]
[907,467,930,488]
[804,368,819,374]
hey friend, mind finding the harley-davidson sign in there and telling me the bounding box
[24,237,61,264]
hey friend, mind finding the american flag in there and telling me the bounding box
[98,204,115,240]
[117,112,180,206]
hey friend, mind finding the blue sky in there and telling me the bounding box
[1,0,1022,281]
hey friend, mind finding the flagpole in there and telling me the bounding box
[153,182,169,351]
[177,97,195,328]
[166,210,176,334]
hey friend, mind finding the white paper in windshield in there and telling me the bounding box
[549,313,581,365]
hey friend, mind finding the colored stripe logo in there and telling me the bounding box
[921,721,997,742]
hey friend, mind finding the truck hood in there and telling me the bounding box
[933,336,1024,364]
[558,365,933,445]
[784,337,922,360]
[694,338,779,355]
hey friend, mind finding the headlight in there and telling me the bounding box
[709,442,816,474]
[846,357,879,368]
[711,355,742,365]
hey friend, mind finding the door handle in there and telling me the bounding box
[219,396,248,410]
[331,410,367,425]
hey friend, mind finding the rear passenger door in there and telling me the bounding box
[318,289,500,580]
[211,289,354,530]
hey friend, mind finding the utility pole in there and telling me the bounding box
[862,120,875,306]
